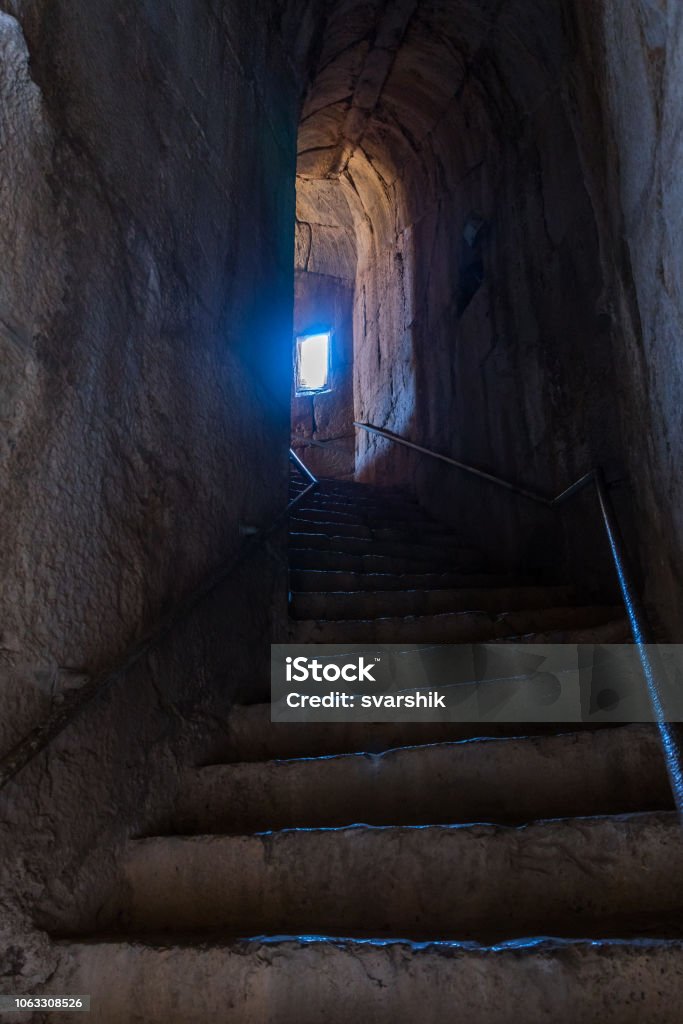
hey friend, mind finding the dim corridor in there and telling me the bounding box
[3,0,683,1019]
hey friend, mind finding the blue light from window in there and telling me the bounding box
[296,331,331,395]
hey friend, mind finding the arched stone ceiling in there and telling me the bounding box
[296,0,570,276]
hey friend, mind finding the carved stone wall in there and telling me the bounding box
[296,0,620,579]
[0,0,323,985]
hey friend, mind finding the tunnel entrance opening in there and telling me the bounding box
[295,330,332,396]
[290,175,358,481]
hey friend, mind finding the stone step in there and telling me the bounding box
[316,477,410,494]
[290,506,435,527]
[102,811,682,940]
[289,569,542,593]
[290,517,461,541]
[292,508,388,527]
[289,548,484,574]
[295,496,423,517]
[299,481,413,504]
[50,936,683,1023]
[296,492,437,509]
[291,605,623,643]
[292,518,373,540]
[296,505,437,528]
[290,585,578,620]
[213,703,616,762]
[293,483,417,500]
[289,532,477,562]
[170,725,669,833]
[494,618,631,644]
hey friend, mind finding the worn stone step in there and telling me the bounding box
[290,585,578,620]
[296,499,423,520]
[289,531,476,562]
[289,569,542,593]
[292,518,372,539]
[292,508,381,526]
[102,812,683,940]
[295,481,416,499]
[170,725,669,833]
[49,936,683,1024]
[290,548,484,574]
[291,605,623,643]
[213,703,614,762]
[294,485,421,501]
[494,618,631,644]
[295,496,442,514]
[288,528,471,552]
[290,517,461,541]
[380,530,471,548]
[291,505,434,526]
[305,481,413,503]
[316,477,409,491]
[297,505,439,528]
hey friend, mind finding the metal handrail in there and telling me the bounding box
[0,450,318,792]
[353,421,595,506]
[355,420,683,815]
[288,446,318,505]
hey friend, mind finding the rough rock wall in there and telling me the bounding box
[569,0,683,638]
[343,1,619,576]
[296,0,683,599]
[0,0,322,985]
[0,548,280,988]
[0,0,317,751]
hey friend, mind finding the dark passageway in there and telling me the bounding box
[293,0,624,588]
[1,1,683,1020]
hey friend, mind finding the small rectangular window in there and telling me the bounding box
[295,331,331,396]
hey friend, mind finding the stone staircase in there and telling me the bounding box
[46,477,683,1022]
[287,478,628,643]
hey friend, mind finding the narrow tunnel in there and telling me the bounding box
[2,0,683,1020]
[290,0,620,585]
